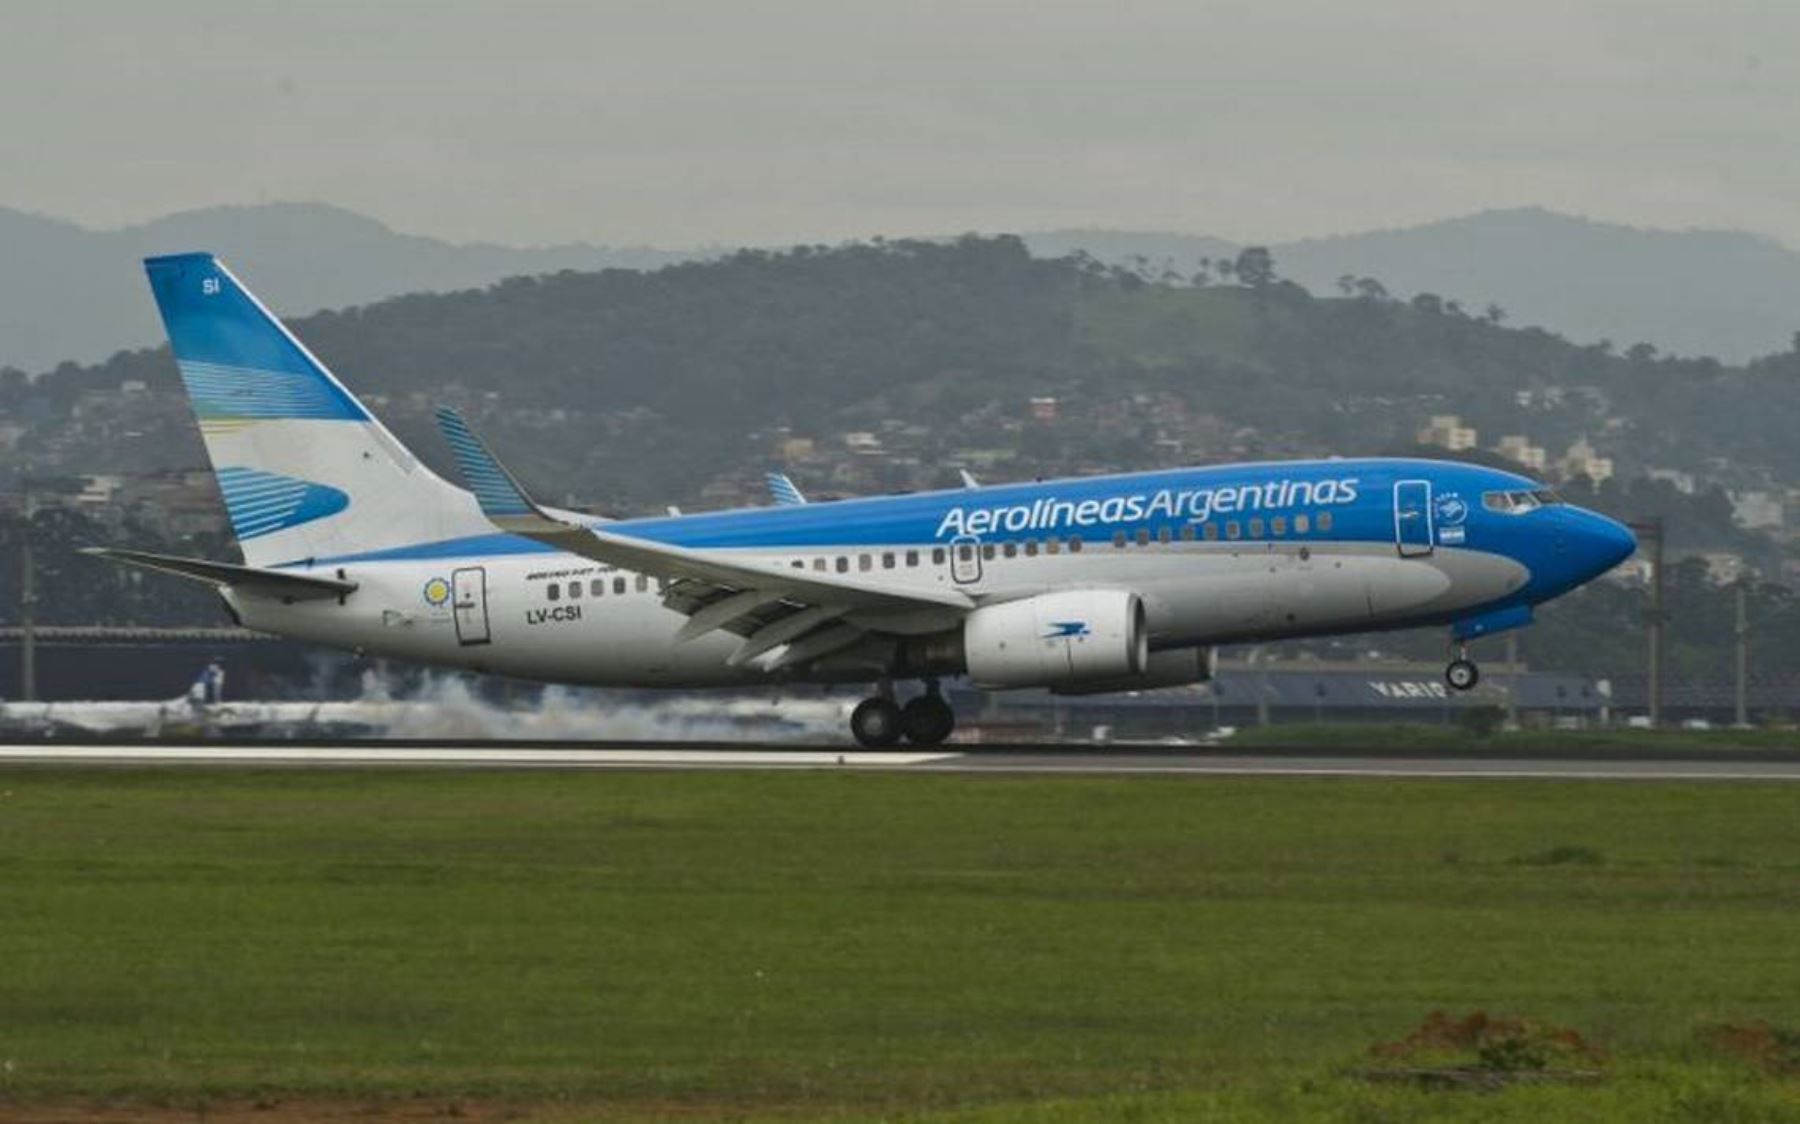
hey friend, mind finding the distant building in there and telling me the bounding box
[1730,490,1785,532]
[1492,434,1547,472]
[1029,396,1059,423]
[1645,467,1697,495]
[1557,436,1614,485]
[1693,552,1748,585]
[777,437,816,461]
[1417,414,1478,451]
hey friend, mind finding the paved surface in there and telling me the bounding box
[3,742,1800,780]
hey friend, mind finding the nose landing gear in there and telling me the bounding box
[1444,644,1480,691]
[850,680,957,748]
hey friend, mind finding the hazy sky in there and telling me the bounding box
[5,1,1797,248]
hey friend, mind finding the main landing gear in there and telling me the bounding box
[850,681,956,748]
[1444,644,1480,692]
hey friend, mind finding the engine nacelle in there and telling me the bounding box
[963,589,1147,689]
[1050,646,1216,696]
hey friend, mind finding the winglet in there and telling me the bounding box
[434,407,568,533]
[765,471,808,506]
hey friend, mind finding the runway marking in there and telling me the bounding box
[930,760,1800,781]
[0,745,957,768]
[2,745,1798,781]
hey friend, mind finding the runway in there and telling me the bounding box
[4,742,1800,780]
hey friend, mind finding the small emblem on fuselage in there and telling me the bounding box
[423,577,452,607]
[1434,494,1469,526]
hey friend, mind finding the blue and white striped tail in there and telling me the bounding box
[144,253,487,566]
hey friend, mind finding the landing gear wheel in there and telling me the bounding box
[900,695,956,747]
[850,697,904,748]
[1445,658,1480,691]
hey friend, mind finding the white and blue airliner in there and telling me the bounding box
[94,254,1637,746]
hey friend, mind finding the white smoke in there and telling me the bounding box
[370,674,850,743]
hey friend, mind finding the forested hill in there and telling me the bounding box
[9,236,1799,531]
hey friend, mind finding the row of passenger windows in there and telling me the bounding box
[543,511,1341,599]
[782,511,1337,572]
[546,573,652,601]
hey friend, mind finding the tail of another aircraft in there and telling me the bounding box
[143,254,486,567]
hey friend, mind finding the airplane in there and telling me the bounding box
[0,662,229,735]
[90,252,1638,748]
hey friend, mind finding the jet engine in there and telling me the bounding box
[962,589,1147,688]
[1050,646,1216,696]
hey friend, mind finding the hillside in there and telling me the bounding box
[10,235,1798,524]
[0,203,697,372]
[1027,207,1800,362]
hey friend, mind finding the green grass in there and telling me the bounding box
[1226,721,1800,753]
[0,769,1797,1121]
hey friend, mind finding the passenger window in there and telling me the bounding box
[1249,517,1264,537]
[956,544,972,562]
[1024,540,1039,557]
[981,543,995,561]
[1046,537,1062,554]
[1113,530,1127,549]
[836,557,849,573]
[546,583,560,602]
[568,581,582,599]
[1069,535,1083,552]
[905,549,919,567]
[591,578,605,595]
[1272,516,1286,535]
[614,577,627,594]
[859,554,872,572]
[882,552,895,569]
[1226,521,1241,540]
[1135,528,1150,546]
[932,547,946,564]
[636,574,649,592]
[1003,542,1018,558]
[1157,526,1171,544]
[791,560,804,569]
[1318,511,1333,532]
[1180,524,1195,542]
[813,558,826,571]
[1294,513,1310,534]
[1203,523,1219,541]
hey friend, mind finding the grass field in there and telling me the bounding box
[1226,721,1800,753]
[0,768,1796,1121]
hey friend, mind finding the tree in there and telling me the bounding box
[1232,246,1276,289]
[1625,342,1658,365]
[1411,292,1444,316]
[1482,303,1507,325]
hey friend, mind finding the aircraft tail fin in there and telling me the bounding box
[143,253,486,567]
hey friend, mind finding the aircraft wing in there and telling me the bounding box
[435,409,970,667]
[765,471,807,506]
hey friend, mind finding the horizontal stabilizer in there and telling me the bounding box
[83,547,357,600]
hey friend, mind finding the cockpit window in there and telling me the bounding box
[1482,489,1563,514]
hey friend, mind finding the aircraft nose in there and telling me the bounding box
[1573,508,1637,576]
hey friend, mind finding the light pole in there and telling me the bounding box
[1627,517,1665,727]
